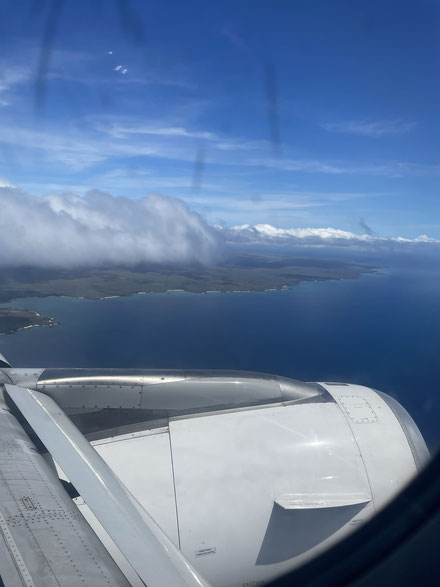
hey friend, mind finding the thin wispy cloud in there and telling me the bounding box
[0,124,189,170]
[0,113,437,184]
[353,161,440,178]
[0,66,31,93]
[251,156,440,178]
[93,119,263,152]
[90,168,222,192]
[184,191,374,212]
[99,122,217,141]
[221,24,247,50]
[248,157,347,175]
[322,119,417,137]
[186,196,323,212]
[0,118,266,171]
[0,65,32,106]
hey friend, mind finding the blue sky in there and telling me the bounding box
[1,0,439,239]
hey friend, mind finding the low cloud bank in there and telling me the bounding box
[0,188,221,267]
[220,223,440,251]
[1,187,437,268]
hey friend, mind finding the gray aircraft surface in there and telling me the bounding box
[0,351,429,587]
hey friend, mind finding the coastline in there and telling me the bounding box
[0,308,59,336]
[0,252,377,306]
[0,259,378,335]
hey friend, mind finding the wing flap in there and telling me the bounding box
[275,493,371,510]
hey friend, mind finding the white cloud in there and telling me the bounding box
[0,182,437,269]
[322,119,417,137]
[0,177,16,188]
[0,188,221,267]
[220,223,440,250]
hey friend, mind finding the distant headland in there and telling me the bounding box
[0,308,59,335]
[0,252,375,334]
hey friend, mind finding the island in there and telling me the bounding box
[0,251,376,334]
[0,308,59,335]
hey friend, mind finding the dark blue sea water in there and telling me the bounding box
[1,259,440,450]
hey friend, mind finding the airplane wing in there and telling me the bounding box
[0,387,131,586]
[2,383,210,587]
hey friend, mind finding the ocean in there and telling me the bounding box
[1,257,439,451]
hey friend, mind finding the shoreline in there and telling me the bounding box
[0,308,59,336]
[0,252,377,307]
[0,269,380,336]
[0,269,379,306]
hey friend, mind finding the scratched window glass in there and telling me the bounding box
[0,2,438,586]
